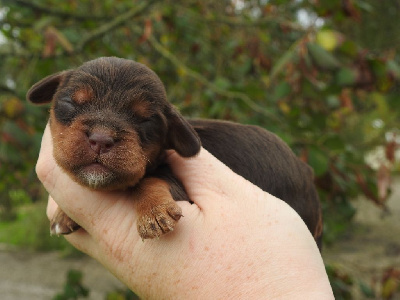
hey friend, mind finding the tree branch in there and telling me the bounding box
[0,0,157,59]
[134,25,281,121]
[180,7,307,31]
[75,0,157,53]
[4,0,113,21]
[0,19,32,28]
[0,84,17,96]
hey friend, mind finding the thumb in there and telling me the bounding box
[166,148,251,209]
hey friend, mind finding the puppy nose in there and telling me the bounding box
[88,132,115,154]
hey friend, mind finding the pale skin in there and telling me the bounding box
[38,125,334,299]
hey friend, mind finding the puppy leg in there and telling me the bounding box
[50,207,80,235]
[134,177,183,240]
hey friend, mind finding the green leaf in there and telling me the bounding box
[382,277,399,299]
[323,135,345,153]
[269,39,300,83]
[272,81,291,102]
[335,67,357,86]
[370,92,388,115]
[369,58,386,78]
[316,29,342,51]
[67,269,83,285]
[214,76,231,90]
[339,40,358,57]
[308,146,330,176]
[307,43,340,70]
[357,1,374,12]
[33,16,57,31]
[106,292,125,300]
[326,95,340,108]
[208,99,227,117]
[387,59,400,79]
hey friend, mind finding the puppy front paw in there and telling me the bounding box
[50,208,80,235]
[137,202,183,240]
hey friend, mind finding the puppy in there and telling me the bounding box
[27,57,322,248]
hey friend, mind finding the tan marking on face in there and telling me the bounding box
[132,99,152,119]
[72,87,94,104]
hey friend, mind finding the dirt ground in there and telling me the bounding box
[0,179,399,300]
[323,177,400,298]
[0,248,124,300]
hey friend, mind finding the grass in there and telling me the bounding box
[0,201,79,255]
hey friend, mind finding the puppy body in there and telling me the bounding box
[154,119,322,247]
[28,57,322,248]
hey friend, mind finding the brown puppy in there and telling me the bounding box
[27,57,322,248]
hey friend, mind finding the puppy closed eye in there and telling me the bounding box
[54,97,78,124]
[135,116,162,143]
[138,117,152,124]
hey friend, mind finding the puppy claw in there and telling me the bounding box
[50,223,62,236]
[50,209,80,236]
[137,202,182,240]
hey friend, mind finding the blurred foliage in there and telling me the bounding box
[53,269,89,300]
[326,264,353,299]
[0,0,399,244]
[106,288,140,300]
[0,202,79,253]
[326,264,400,299]
[55,269,140,300]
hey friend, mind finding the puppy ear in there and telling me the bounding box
[167,108,201,157]
[26,72,66,104]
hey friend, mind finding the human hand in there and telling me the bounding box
[38,125,333,299]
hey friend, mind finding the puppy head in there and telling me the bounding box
[27,57,201,190]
